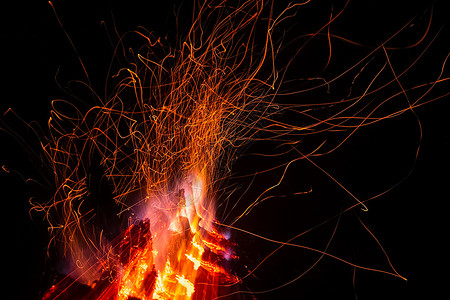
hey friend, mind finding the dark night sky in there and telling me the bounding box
[1,1,449,299]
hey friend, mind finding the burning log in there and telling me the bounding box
[42,190,240,300]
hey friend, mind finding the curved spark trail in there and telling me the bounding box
[1,0,449,299]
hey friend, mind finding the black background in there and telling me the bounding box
[2,0,449,299]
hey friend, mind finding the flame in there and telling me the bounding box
[113,171,237,299]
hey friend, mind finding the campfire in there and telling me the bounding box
[3,0,446,299]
